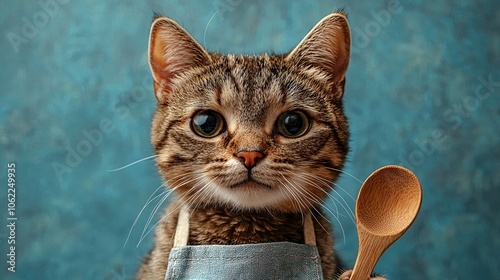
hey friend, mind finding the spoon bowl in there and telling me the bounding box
[350,165,422,280]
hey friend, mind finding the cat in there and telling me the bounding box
[137,11,387,280]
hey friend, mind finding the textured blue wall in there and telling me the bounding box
[0,0,499,279]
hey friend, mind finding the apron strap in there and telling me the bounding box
[173,205,190,247]
[303,211,317,246]
[173,206,317,247]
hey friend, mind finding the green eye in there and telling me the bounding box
[276,111,310,138]
[191,110,225,137]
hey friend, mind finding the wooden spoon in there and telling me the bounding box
[350,165,422,280]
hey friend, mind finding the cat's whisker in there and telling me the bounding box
[150,174,219,244]
[107,155,158,172]
[124,182,167,247]
[313,202,346,244]
[291,172,341,218]
[317,181,356,223]
[325,167,363,185]
[150,176,221,246]
[185,175,217,210]
[199,180,220,210]
[290,177,333,224]
[297,171,356,224]
[138,194,186,246]
[138,172,205,245]
[200,177,221,210]
[279,174,307,211]
[323,167,363,211]
[331,182,356,223]
[287,177,334,237]
[146,186,200,245]
[311,204,339,239]
[138,187,179,246]
[167,171,203,189]
[295,170,355,220]
[203,11,218,49]
[141,171,208,238]
[317,179,355,223]
[281,174,333,237]
[265,207,278,220]
[298,184,346,243]
[283,170,347,243]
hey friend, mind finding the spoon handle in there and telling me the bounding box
[350,230,398,280]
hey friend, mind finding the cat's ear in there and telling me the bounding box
[149,17,211,102]
[286,12,351,87]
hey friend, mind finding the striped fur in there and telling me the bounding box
[137,12,385,280]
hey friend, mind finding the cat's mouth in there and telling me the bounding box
[229,179,272,190]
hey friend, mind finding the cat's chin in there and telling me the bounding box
[229,179,272,190]
[214,180,292,210]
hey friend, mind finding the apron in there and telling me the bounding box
[164,206,324,280]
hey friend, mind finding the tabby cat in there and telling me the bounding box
[137,11,386,280]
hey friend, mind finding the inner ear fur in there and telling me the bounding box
[148,17,211,102]
[286,12,351,84]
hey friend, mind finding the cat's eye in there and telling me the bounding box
[275,111,310,138]
[191,110,225,138]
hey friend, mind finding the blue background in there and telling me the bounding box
[1,0,499,279]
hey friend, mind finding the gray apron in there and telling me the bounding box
[164,206,324,279]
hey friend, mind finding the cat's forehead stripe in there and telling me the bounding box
[217,57,284,122]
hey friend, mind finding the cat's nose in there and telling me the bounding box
[236,150,264,169]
